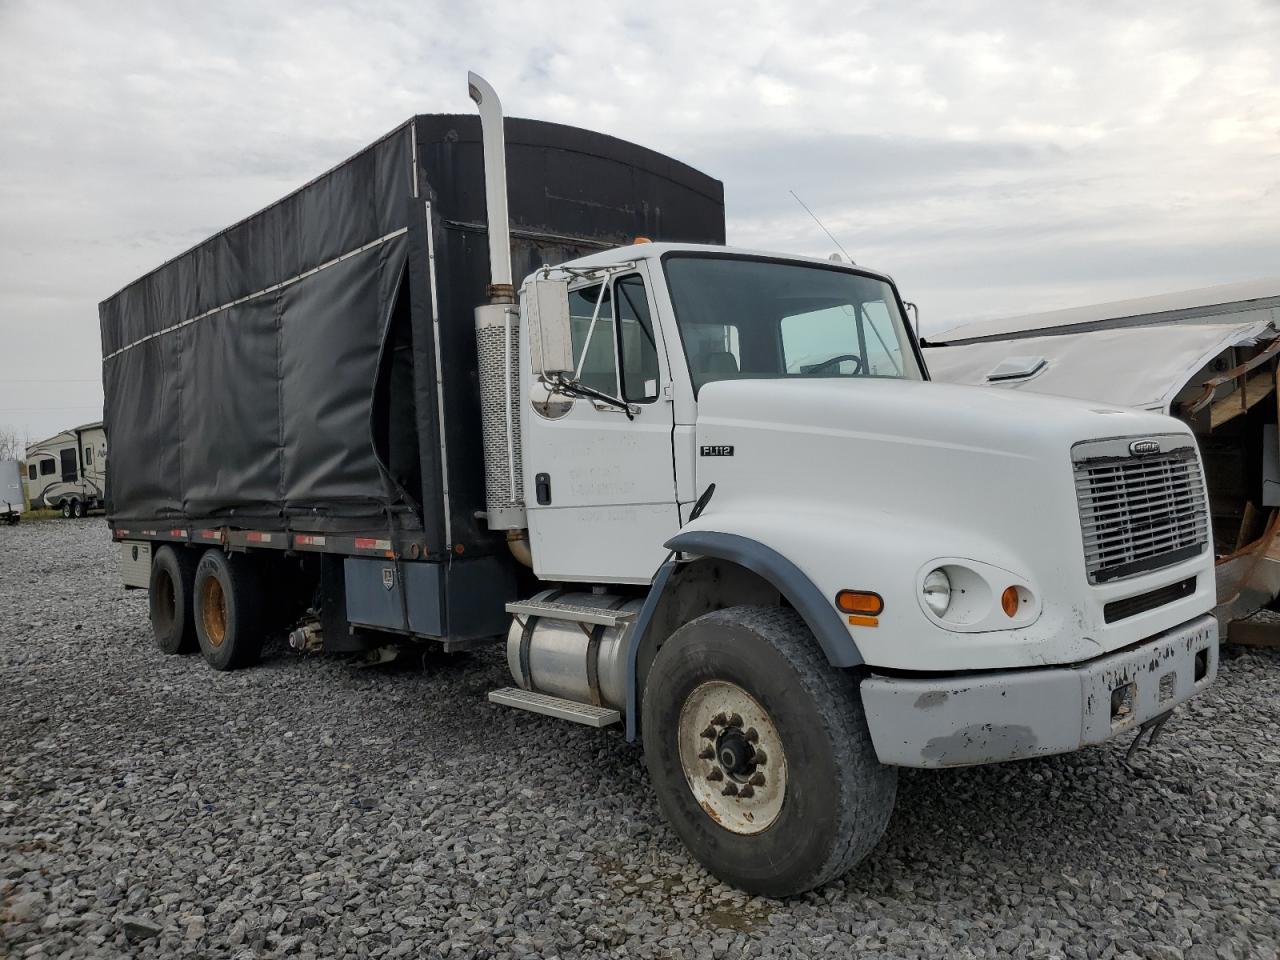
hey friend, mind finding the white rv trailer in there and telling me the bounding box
[24,421,107,518]
[0,460,24,523]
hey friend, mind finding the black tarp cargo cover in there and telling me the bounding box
[99,114,725,559]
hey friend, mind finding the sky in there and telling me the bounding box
[1,0,1278,442]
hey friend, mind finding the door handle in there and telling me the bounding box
[535,472,552,505]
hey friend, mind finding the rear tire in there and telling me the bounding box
[642,606,897,897]
[149,546,199,654]
[60,500,73,519]
[193,549,266,671]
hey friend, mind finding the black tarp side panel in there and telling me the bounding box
[104,336,183,521]
[100,123,418,529]
[279,238,407,509]
[180,295,281,517]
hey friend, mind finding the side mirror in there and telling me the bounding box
[525,277,574,377]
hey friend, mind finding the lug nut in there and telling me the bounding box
[706,768,723,782]
[721,783,739,797]
[698,747,715,760]
[753,749,767,766]
[712,712,728,726]
[738,785,755,798]
[749,772,766,786]
[728,713,743,728]
[745,727,759,743]
[700,726,717,740]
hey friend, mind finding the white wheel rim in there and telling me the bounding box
[677,680,787,835]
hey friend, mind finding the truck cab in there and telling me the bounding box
[484,237,1217,895]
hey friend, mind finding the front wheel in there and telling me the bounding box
[72,499,86,518]
[60,500,73,519]
[642,606,897,897]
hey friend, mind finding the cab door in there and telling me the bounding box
[522,264,679,583]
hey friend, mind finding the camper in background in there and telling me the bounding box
[24,421,106,518]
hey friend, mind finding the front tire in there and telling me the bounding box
[642,606,896,897]
[150,546,199,654]
[60,500,73,519]
[72,499,86,518]
[193,549,266,670]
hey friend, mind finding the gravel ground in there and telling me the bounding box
[3,518,1279,959]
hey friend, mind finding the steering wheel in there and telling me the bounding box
[806,353,863,375]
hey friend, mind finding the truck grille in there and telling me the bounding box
[1073,439,1208,584]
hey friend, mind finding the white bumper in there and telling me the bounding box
[860,613,1217,768]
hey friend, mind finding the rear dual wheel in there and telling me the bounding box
[642,606,897,897]
[193,549,266,670]
[150,545,199,654]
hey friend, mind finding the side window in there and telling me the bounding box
[568,283,618,396]
[615,275,659,402]
[39,459,55,476]
[860,300,906,376]
[84,447,93,465]
[27,464,36,481]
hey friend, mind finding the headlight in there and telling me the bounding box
[922,568,951,616]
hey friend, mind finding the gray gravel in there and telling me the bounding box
[3,518,1279,959]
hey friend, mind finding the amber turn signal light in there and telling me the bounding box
[1001,585,1021,617]
[835,590,884,616]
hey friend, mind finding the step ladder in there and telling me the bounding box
[505,597,636,628]
[487,687,620,727]
[487,598,634,727]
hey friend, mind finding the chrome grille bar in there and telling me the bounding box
[1073,437,1209,584]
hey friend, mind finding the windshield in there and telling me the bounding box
[663,255,923,392]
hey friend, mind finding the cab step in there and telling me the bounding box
[505,599,636,628]
[487,687,621,727]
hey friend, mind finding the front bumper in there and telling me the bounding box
[860,613,1217,768]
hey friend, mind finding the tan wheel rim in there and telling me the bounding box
[200,576,227,648]
[677,680,788,835]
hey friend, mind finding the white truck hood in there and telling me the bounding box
[687,377,1216,671]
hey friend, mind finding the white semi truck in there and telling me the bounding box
[101,75,1218,896]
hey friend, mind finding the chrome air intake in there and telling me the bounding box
[475,302,525,529]
[1073,435,1209,584]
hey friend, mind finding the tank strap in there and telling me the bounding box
[585,596,631,707]
[520,588,565,692]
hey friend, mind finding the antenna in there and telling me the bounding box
[789,190,855,264]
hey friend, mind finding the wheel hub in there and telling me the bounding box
[716,730,755,778]
[677,680,787,835]
[200,577,227,648]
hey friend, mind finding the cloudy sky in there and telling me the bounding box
[1,0,1278,441]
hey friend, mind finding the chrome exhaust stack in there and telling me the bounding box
[468,72,526,540]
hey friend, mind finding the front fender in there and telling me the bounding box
[621,532,857,743]
[664,530,863,668]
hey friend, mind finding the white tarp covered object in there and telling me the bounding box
[931,276,1280,343]
[923,320,1277,413]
